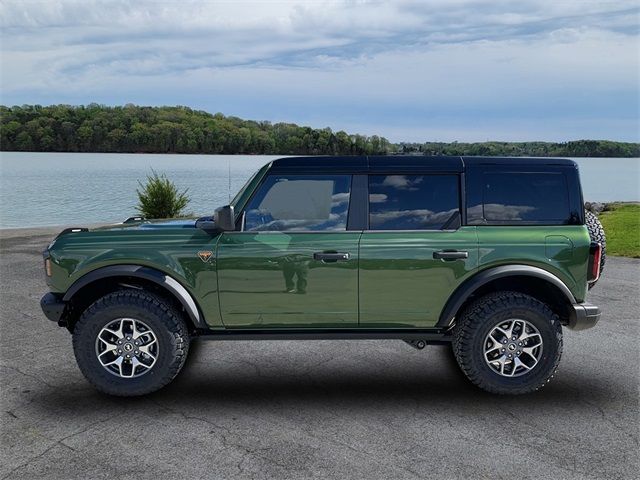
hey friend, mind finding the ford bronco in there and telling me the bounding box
[40,156,604,396]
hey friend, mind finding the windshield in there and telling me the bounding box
[230,171,259,207]
[229,163,271,210]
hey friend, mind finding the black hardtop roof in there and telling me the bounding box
[268,155,577,173]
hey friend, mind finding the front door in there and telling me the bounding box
[359,173,479,327]
[217,174,360,328]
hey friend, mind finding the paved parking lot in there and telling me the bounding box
[1,228,638,479]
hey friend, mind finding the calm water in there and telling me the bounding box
[0,152,638,228]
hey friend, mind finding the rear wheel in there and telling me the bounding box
[72,289,189,396]
[452,292,562,395]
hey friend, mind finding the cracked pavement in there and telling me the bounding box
[1,228,638,479]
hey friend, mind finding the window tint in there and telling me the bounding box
[479,172,570,223]
[244,175,351,231]
[368,175,459,230]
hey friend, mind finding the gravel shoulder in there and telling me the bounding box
[1,228,638,480]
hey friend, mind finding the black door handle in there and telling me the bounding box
[433,250,468,260]
[313,252,350,262]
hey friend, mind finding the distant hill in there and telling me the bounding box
[1,104,638,157]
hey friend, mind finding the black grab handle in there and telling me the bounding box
[313,252,350,262]
[433,250,468,260]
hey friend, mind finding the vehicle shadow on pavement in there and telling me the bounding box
[32,343,612,418]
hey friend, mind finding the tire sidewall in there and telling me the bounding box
[74,297,185,395]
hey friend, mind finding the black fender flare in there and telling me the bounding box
[437,265,577,328]
[63,265,204,328]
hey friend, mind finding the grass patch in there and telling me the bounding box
[599,203,640,258]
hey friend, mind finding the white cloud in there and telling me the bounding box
[369,193,388,203]
[381,175,424,190]
[1,0,638,141]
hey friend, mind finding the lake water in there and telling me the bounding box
[0,152,638,229]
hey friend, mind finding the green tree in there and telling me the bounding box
[136,170,191,219]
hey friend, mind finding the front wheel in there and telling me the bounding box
[452,292,562,395]
[72,289,190,396]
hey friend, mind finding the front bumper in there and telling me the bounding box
[568,302,601,331]
[40,292,66,324]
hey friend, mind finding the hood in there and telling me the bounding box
[89,218,198,232]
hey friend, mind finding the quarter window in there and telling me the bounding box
[478,172,570,224]
[368,175,460,230]
[244,175,351,231]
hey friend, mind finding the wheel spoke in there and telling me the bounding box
[104,319,125,340]
[495,326,509,338]
[139,343,156,360]
[521,347,541,369]
[510,357,530,376]
[504,320,517,339]
[498,356,507,375]
[489,332,504,347]
[514,320,526,338]
[130,319,141,339]
[485,345,501,356]
[98,344,117,357]
[98,336,117,349]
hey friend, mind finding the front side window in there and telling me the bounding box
[243,175,351,231]
[368,175,460,230]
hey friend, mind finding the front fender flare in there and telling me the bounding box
[63,265,205,328]
[437,265,577,328]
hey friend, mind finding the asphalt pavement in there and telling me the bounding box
[1,227,638,480]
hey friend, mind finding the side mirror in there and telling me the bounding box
[214,205,236,231]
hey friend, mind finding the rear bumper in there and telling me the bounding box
[40,292,66,323]
[568,302,601,331]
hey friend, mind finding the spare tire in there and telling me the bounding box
[585,210,606,289]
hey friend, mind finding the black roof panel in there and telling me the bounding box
[462,156,577,167]
[268,155,577,173]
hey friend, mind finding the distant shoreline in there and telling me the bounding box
[2,104,639,157]
[2,151,640,158]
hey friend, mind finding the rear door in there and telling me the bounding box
[359,172,478,327]
[216,174,360,328]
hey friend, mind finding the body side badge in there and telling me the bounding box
[198,251,214,263]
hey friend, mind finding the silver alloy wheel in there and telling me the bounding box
[483,318,543,377]
[95,318,158,378]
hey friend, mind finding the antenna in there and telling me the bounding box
[228,157,231,202]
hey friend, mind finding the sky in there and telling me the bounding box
[1,0,639,143]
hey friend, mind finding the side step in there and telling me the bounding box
[196,328,452,343]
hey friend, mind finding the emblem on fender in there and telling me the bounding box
[197,251,214,263]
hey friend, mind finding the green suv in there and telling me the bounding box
[40,156,603,396]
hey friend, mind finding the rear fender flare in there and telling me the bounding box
[437,265,576,328]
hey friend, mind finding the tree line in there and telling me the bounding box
[1,104,638,157]
[397,140,640,158]
[0,104,391,155]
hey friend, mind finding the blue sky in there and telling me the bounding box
[1,0,638,142]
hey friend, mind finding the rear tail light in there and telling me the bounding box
[588,242,602,283]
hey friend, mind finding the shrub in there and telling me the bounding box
[136,170,190,219]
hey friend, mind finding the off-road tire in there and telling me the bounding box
[585,210,606,289]
[452,292,562,395]
[72,289,189,396]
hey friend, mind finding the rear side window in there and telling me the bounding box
[471,171,570,224]
[243,175,351,231]
[368,175,460,230]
